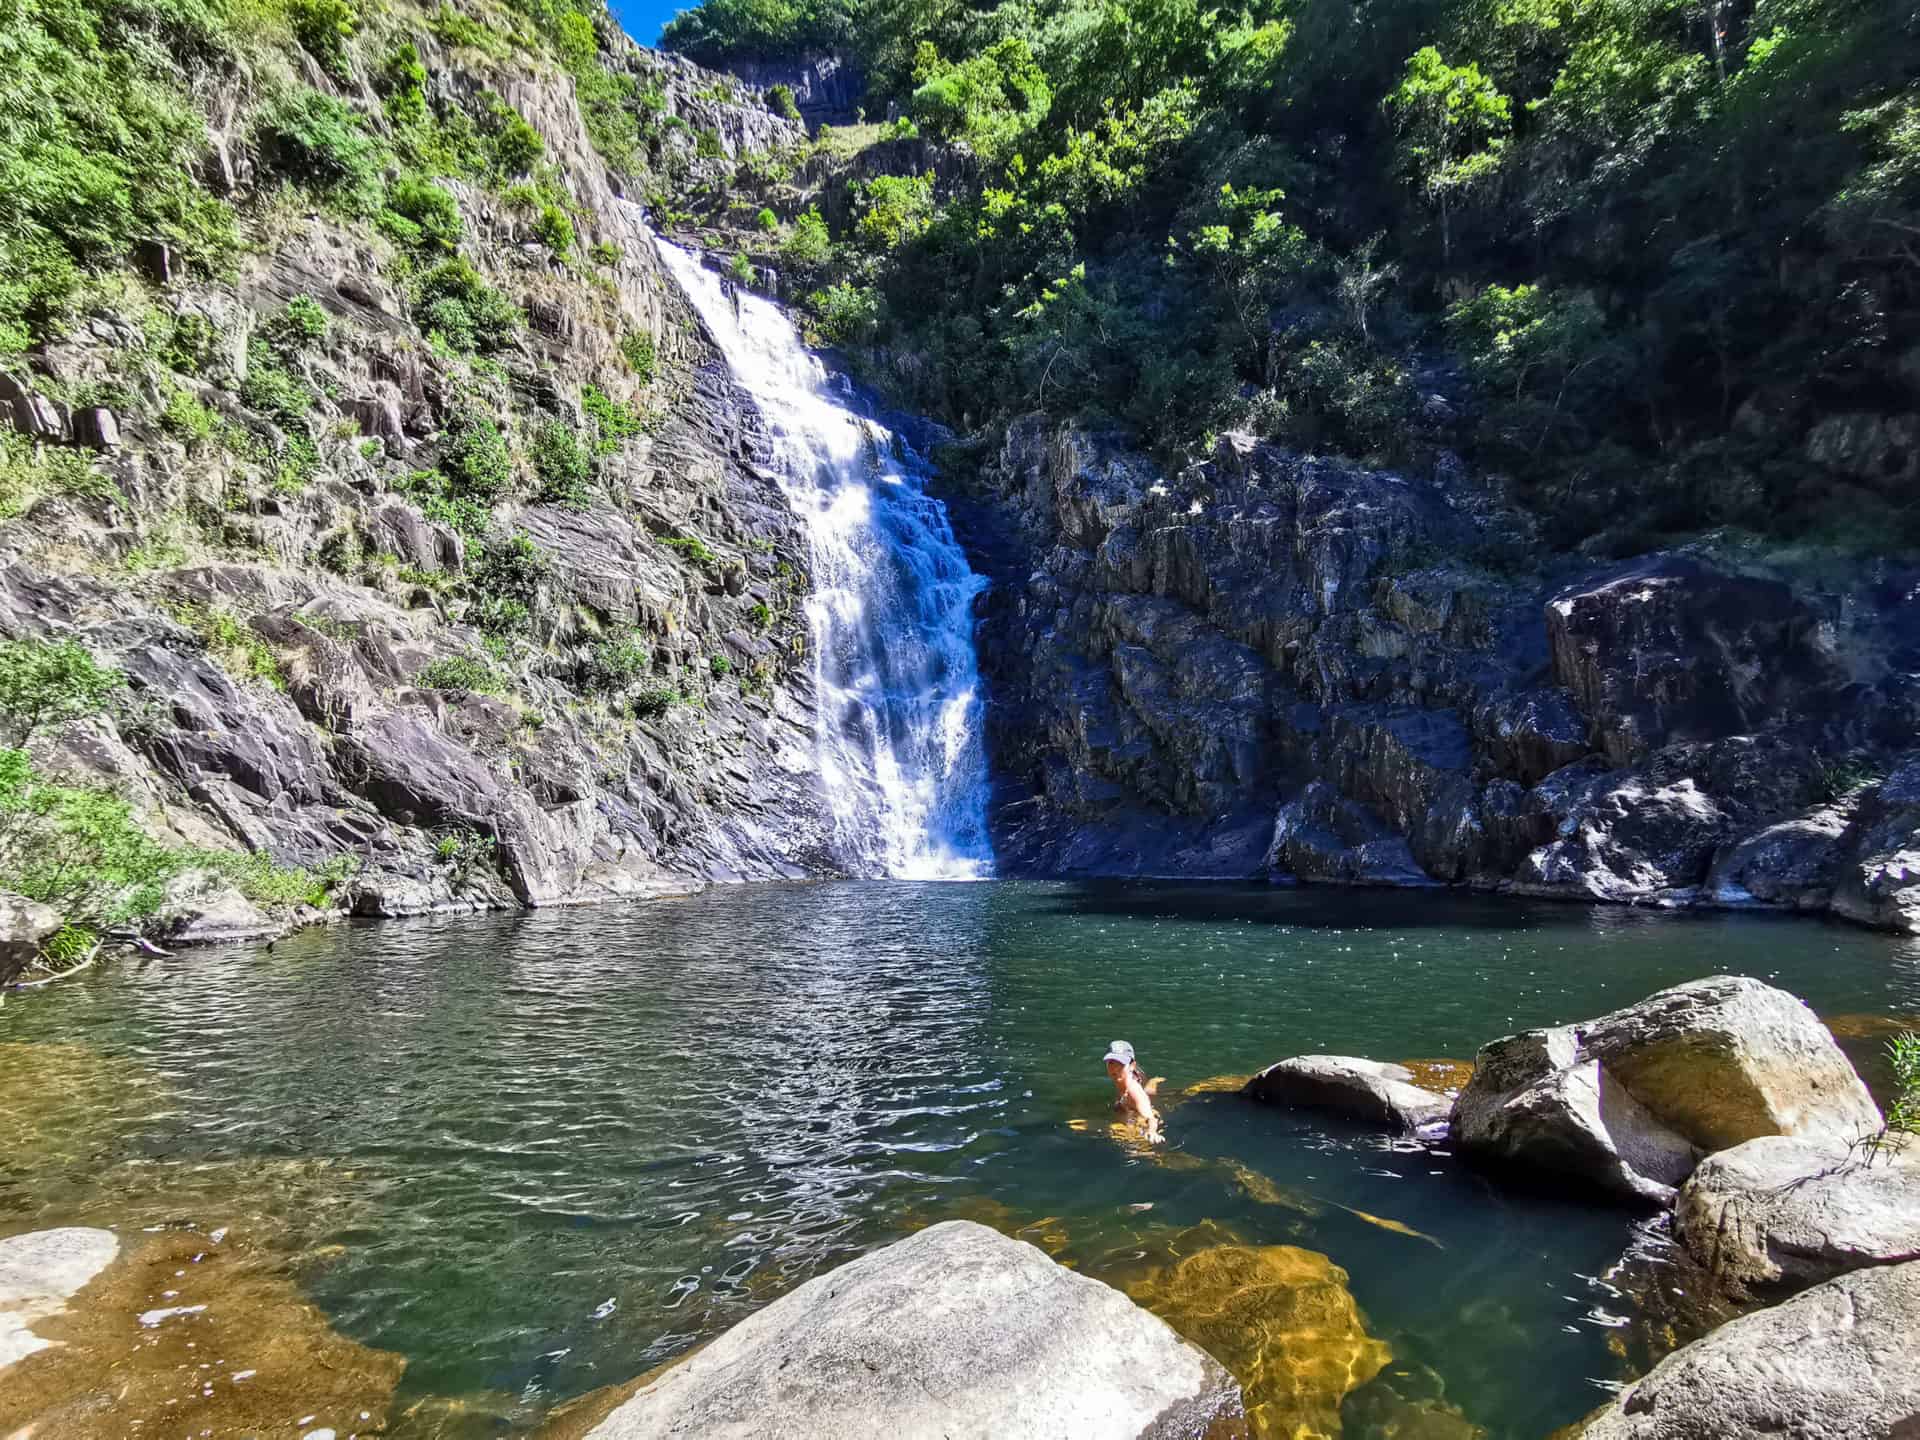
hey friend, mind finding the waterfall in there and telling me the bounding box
[655,240,993,880]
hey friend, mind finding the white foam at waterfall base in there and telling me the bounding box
[655,239,993,880]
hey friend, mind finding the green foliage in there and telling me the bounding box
[421,492,492,540]
[176,604,285,689]
[415,257,520,352]
[1384,47,1509,261]
[660,0,854,66]
[0,0,237,349]
[909,37,1051,161]
[659,534,717,567]
[378,41,429,126]
[379,175,463,253]
[530,419,593,509]
[533,203,576,258]
[0,440,124,520]
[0,639,122,743]
[850,172,934,252]
[417,654,506,694]
[465,532,547,634]
[258,89,386,216]
[729,250,755,285]
[591,240,622,265]
[438,406,514,499]
[805,280,879,345]
[580,629,650,693]
[430,3,511,59]
[269,296,331,351]
[767,82,801,121]
[708,653,732,678]
[485,96,546,175]
[747,600,772,628]
[1888,1032,1920,1136]
[783,207,832,265]
[696,127,725,158]
[289,0,358,81]
[581,383,644,453]
[620,331,657,382]
[755,206,780,232]
[628,685,681,718]
[240,340,312,424]
[160,388,220,446]
[0,748,188,926]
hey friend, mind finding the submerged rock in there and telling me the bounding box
[1569,1259,1920,1439]
[1242,1055,1450,1134]
[1673,1135,1920,1296]
[579,1220,1246,1439]
[0,1224,404,1438]
[1452,976,1882,1206]
[1123,1240,1390,1440]
[0,1229,119,1372]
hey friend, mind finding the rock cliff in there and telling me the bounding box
[954,416,1920,931]
[0,0,838,938]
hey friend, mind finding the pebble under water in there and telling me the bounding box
[4,881,1918,1438]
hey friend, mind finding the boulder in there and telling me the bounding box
[1570,1259,1920,1439]
[159,881,286,944]
[0,891,62,987]
[1452,977,1882,1206]
[1243,1055,1450,1134]
[1830,757,1920,934]
[1674,1135,1920,1296]
[0,1228,119,1372]
[580,1220,1246,1439]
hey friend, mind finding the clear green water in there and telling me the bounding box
[4,882,1917,1437]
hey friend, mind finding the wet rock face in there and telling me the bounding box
[580,1220,1247,1439]
[1569,1259,1920,1440]
[957,415,1920,930]
[1451,976,1882,1207]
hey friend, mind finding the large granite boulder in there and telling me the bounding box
[581,1220,1246,1439]
[1570,1259,1920,1439]
[1243,1055,1450,1134]
[1452,976,1883,1206]
[0,1228,119,1371]
[0,892,62,987]
[1674,1135,1920,1296]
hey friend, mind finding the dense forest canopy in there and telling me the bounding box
[664,0,1920,553]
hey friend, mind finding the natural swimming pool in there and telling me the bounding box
[5,881,1916,1437]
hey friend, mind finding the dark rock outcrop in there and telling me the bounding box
[579,1220,1247,1439]
[954,414,1920,932]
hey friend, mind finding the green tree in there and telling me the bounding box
[1385,47,1511,263]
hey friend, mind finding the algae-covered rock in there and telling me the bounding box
[1124,1241,1390,1440]
[0,1225,404,1437]
[580,1220,1246,1439]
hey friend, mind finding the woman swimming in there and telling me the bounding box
[1103,1040,1163,1142]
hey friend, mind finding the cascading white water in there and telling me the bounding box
[655,240,993,880]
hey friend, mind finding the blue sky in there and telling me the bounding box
[608,0,687,45]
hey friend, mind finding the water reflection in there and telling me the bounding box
[0,882,1913,1438]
